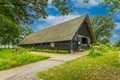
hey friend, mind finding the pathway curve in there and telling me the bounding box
[0,51,88,80]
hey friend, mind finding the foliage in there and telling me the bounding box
[21,26,33,37]
[0,14,20,46]
[88,43,116,58]
[91,15,116,44]
[17,26,33,44]
[103,0,120,13]
[114,40,120,47]
[0,48,49,70]
[88,48,102,58]
[0,14,33,46]
[37,46,120,80]
[0,0,119,25]
[0,0,72,24]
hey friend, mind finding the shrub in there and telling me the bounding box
[88,48,102,58]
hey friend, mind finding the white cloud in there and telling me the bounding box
[112,22,120,39]
[74,0,102,8]
[113,34,120,38]
[115,22,120,30]
[114,11,120,20]
[47,0,102,9]
[111,19,120,42]
[36,14,80,31]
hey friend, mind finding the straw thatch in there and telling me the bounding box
[19,14,95,45]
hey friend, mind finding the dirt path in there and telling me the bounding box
[0,51,88,80]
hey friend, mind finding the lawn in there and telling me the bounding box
[0,48,49,70]
[37,45,120,80]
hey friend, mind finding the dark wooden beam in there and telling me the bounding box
[70,41,73,53]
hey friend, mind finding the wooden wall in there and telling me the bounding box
[72,21,91,51]
[21,41,71,52]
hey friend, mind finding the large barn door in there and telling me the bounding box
[77,35,90,50]
[82,37,88,44]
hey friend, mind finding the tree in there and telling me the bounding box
[0,0,119,25]
[91,15,116,44]
[102,0,120,13]
[114,40,120,47]
[18,26,34,42]
[0,15,33,47]
[14,26,33,45]
[0,0,72,24]
[0,14,20,48]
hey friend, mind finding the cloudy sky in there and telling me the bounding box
[30,0,120,43]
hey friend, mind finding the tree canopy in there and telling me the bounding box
[103,0,120,13]
[18,26,33,43]
[0,0,72,24]
[91,15,116,44]
[0,14,20,46]
[114,40,120,47]
[1,0,119,25]
[0,14,33,46]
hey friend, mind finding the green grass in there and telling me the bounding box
[30,48,69,54]
[0,48,49,70]
[37,46,120,80]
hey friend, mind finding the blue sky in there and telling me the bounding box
[29,0,120,43]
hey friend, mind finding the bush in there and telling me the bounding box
[88,48,102,58]
[114,40,120,47]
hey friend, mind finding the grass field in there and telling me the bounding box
[0,48,49,70]
[37,45,120,80]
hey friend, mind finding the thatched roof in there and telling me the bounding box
[19,14,95,45]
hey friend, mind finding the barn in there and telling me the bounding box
[18,14,95,53]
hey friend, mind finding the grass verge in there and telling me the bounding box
[37,48,120,80]
[0,48,49,70]
[30,48,69,54]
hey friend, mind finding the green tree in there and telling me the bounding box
[0,14,20,48]
[91,15,116,44]
[0,0,119,25]
[14,26,33,45]
[102,0,120,13]
[18,26,33,42]
[0,0,72,24]
[114,40,120,47]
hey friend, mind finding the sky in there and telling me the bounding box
[29,0,120,43]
